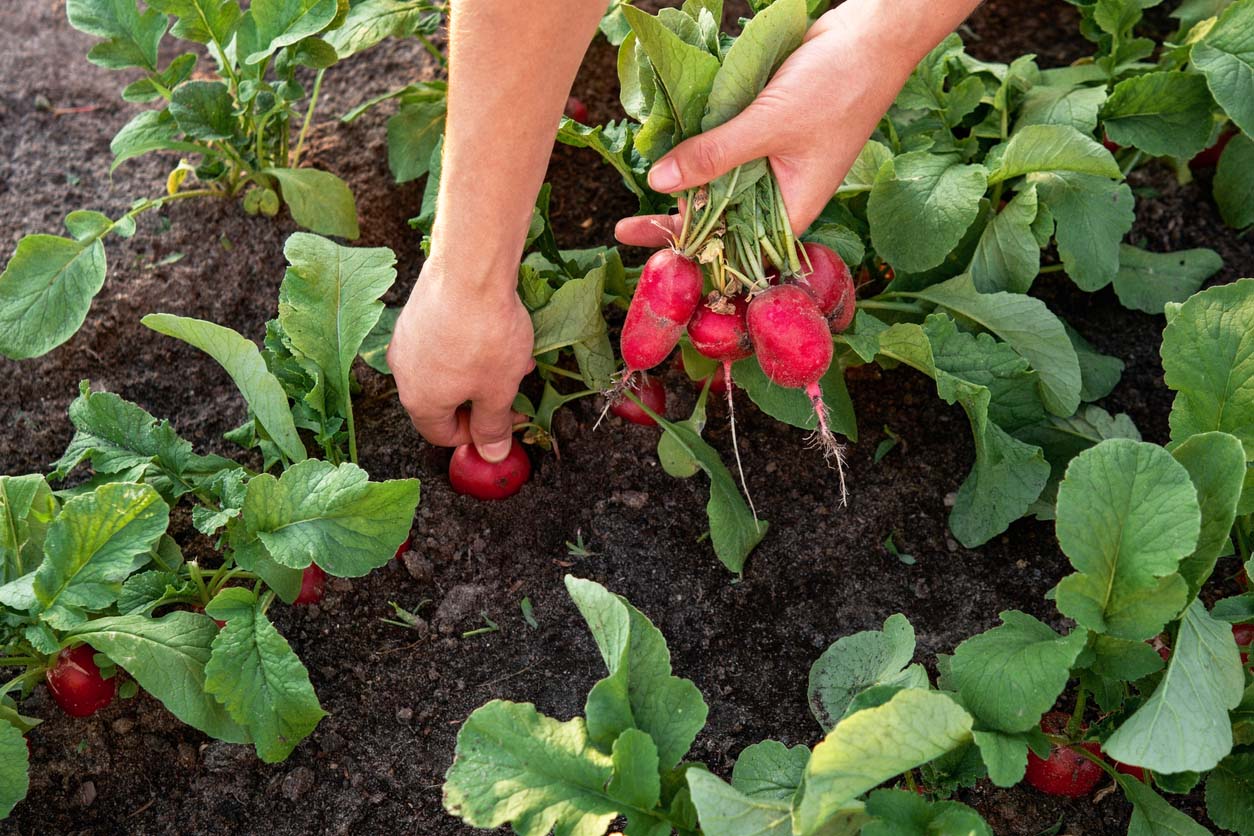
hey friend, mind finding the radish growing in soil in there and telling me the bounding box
[610,374,667,426]
[293,565,327,606]
[1025,711,1104,798]
[449,438,532,500]
[564,96,589,123]
[1234,623,1253,665]
[746,284,848,502]
[46,645,116,718]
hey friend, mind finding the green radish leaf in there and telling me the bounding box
[1173,0,1233,28]
[278,233,396,424]
[1015,405,1140,517]
[1055,439,1199,640]
[1086,635,1166,682]
[794,690,973,834]
[687,770,805,836]
[839,140,893,195]
[1028,171,1134,292]
[1068,326,1124,402]
[1112,245,1223,314]
[969,728,1038,787]
[987,124,1121,183]
[622,4,721,139]
[807,614,927,731]
[606,729,662,810]
[556,119,657,212]
[51,382,237,500]
[1214,133,1254,229]
[205,587,326,762]
[1015,84,1107,134]
[1100,71,1215,158]
[1191,0,1254,136]
[142,313,308,464]
[241,459,419,577]
[117,569,192,615]
[387,98,447,183]
[1161,278,1254,458]
[66,611,250,743]
[875,315,1050,547]
[862,789,992,836]
[802,224,864,269]
[1117,762,1216,836]
[263,168,360,239]
[147,0,242,46]
[325,0,436,59]
[650,412,768,572]
[732,357,857,440]
[732,740,811,802]
[658,382,708,479]
[969,185,1041,294]
[442,700,618,833]
[110,109,203,171]
[67,0,166,71]
[907,274,1080,417]
[0,475,56,587]
[0,226,108,361]
[31,483,168,628]
[867,152,989,274]
[948,611,1087,734]
[1104,598,1245,773]
[1206,752,1254,836]
[530,259,608,355]
[358,305,400,375]
[702,0,806,131]
[0,721,29,819]
[169,80,237,140]
[565,576,708,771]
[122,52,198,103]
[246,0,340,64]
[1171,432,1246,600]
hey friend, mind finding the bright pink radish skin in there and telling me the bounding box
[610,375,667,426]
[688,295,752,363]
[620,249,703,373]
[747,285,848,501]
[796,242,856,333]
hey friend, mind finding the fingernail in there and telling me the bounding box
[649,158,681,192]
[480,440,511,462]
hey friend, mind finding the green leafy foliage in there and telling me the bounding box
[807,614,927,731]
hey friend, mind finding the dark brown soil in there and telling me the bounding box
[1,2,1249,835]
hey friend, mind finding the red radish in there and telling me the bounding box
[1234,623,1254,665]
[746,284,848,502]
[1101,133,1121,154]
[449,438,532,501]
[795,243,856,332]
[1026,711,1103,798]
[191,604,226,629]
[394,536,413,560]
[46,645,116,718]
[688,295,752,364]
[1116,764,1146,782]
[564,96,589,123]
[700,371,729,396]
[293,565,327,606]
[1190,126,1237,169]
[620,249,703,374]
[610,374,666,426]
[1236,570,1249,591]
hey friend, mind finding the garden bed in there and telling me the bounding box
[1,1,1250,834]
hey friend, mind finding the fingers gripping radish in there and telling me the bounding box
[795,243,856,333]
[747,285,848,503]
[620,249,703,374]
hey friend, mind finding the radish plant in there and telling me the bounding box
[0,233,420,820]
[0,0,444,361]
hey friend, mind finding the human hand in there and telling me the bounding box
[616,0,926,247]
[387,256,535,462]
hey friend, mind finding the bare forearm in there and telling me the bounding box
[431,0,605,293]
[820,0,984,72]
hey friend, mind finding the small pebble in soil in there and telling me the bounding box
[434,584,488,634]
[202,741,251,772]
[329,577,353,594]
[943,491,958,508]
[111,718,134,735]
[402,553,434,584]
[75,781,96,808]
[281,767,315,802]
[613,490,649,510]
[396,707,414,723]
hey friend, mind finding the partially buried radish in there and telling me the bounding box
[564,96,589,123]
[293,565,327,606]
[46,645,116,718]
[449,437,532,500]
[1025,711,1103,798]
[794,242,856,333]
[610,374,666,426]
[620,249,703,375]
[746,284,848,501]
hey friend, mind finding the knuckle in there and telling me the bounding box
[692,138,725,178]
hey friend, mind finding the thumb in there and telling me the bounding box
[469,396,518,463]
[648,106,773,193]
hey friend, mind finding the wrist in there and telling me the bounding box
[829,0,979,72]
